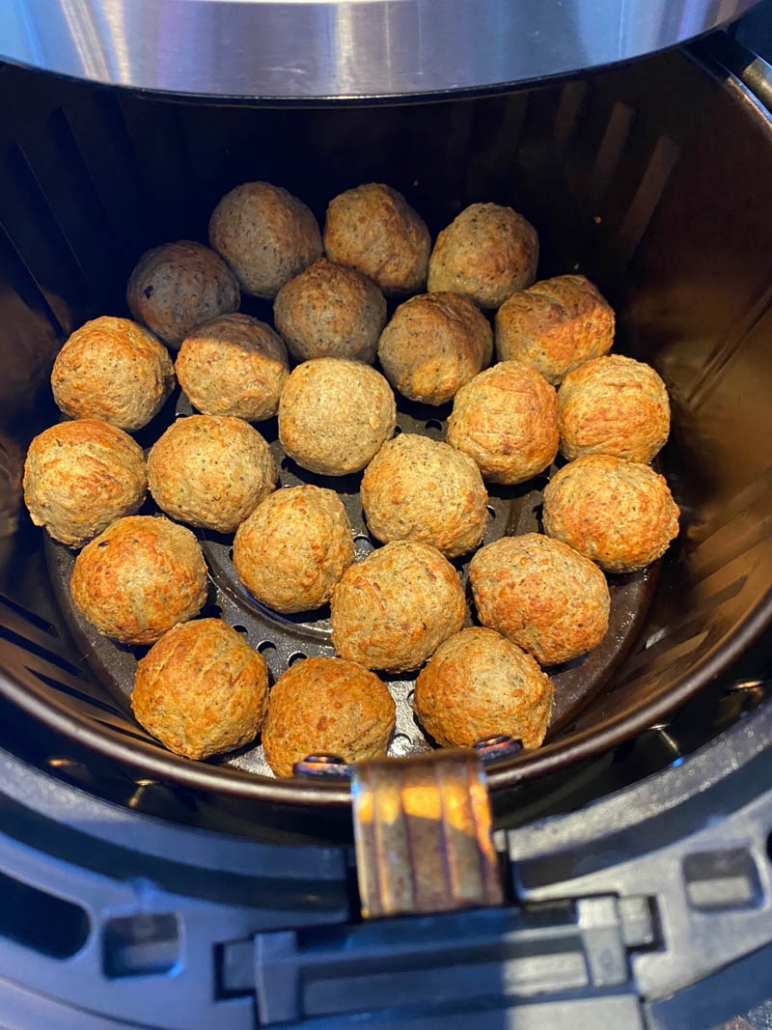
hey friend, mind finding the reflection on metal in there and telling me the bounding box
[293,753,352,779]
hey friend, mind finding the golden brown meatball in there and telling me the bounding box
[131,619,269,760]
[361,434,488,558]
[233,486,355,613]
[147,415,276,534]
[127,240,240,349]
[447,361,558,484]
[543,455,680,573]
[23,420,147,548]
[323,183,431,296]
[263,656,395,778]
[428,203,538,309]
[469,534,610,665]
[274,258,387,364]
[209,182,322,299]
[495,275,615,385]
[414,627,554,748]
[51,317,174,432]
[278,358,396,476]
[70,515,208,645]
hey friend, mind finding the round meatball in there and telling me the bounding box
[51,317,174,432]
[127,240,240,349]
[279,358,396,476]
[361,434,488,558]
[495,275,615,385]
[23,420,147,548]
[176,314,288,422]
[331,540,465,673]
[558,354,671,463]
[132,619,269,760]
[447,361,558,484]
[414,627,554,749]
[543,455,680,573]
[70,515,208,645]
[469,534,610,665]
[148,416,276,534]
[274,258,387,364]
[428,203,538,310]
[209,182,322,298]
[263,657,396,778]
[323,183,431,296]
[233,486,355,613]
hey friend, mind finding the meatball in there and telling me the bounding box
[469,534,610,665]
[278,358,396,476]
[147,415,276,534]
[543,454,680,573]
[263,656,396,778]
[132,619,269,760]
[414,627,554,749]
[70,515,208,645]
[209,182,322,298]
[323,183,431,296]
[361,434,488,558]
[233,486,355,613]
[331,540,465,673]
[558,354,671,464]
[176,314,288,422]
[126,240,240,349]
[274,258,387,364]
[495,275,615,385]
[51,317,174,432]
[447,361,558,484]
[23,419,147,548]
[427,203,538,310]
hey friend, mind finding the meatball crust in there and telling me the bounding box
[495,275,615,385]
[278,358,396,476]
[126,240,240,349]
[51,317,174,432]
[209,182,322,298]
[414,627,554,749]
[23,419,147,548]
[447,361,559,484]
[361,434,488,558]
[331,540,466,673]
[469,534,610,665]
[274,258,387,364]
[323,183,431,296]
[70,515,208,645]
[147,415,276,534]
[233,485,355,613]
[427,203,539,310]
[543,454,680,573]
[132,619,269,760]
[263,656,396,778]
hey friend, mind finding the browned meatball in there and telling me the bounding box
[469,534,610,665]
[414,627,554,748]
[51,317,174,432]
[70,516,208,645]
[447,361,558,484]
[543,455,680,573]
[263,656,396,778]
[127,241,240,348]
[323,183,431,296]
[23,419,147,548]
[428,203,538,309]
[132,619,269,760]
[361,434,488,558]
[209,182,322,298]
[274,258,387,364]
[495,275,615,385]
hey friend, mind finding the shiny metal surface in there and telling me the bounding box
[0,0,761,99]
